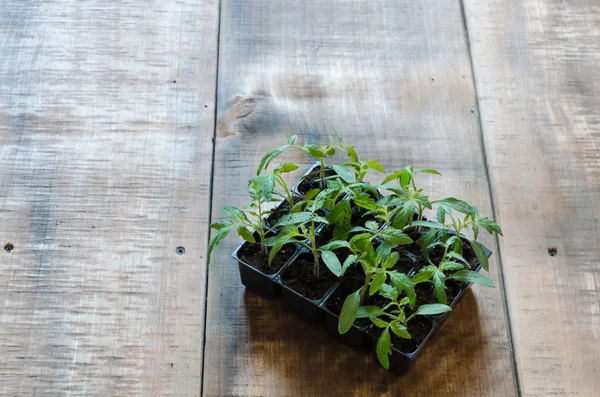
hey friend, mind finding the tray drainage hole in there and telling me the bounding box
[4,242,14,253]
[176,246,186,255]
[548,247,557,256]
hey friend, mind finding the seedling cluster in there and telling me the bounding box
[209,135,502,373]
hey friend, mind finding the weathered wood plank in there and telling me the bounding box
[0,1,219,395]
[203,1,518,396]
[464,1,600,396]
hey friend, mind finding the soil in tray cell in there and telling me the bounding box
[238,243,297,275]
[281,253,338,300]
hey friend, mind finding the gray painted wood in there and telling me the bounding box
[0,1,219,395]
[203,1,518,396]
[464,0,600,396]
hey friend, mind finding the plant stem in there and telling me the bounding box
[319,158,326,189]
[308,220,320,278]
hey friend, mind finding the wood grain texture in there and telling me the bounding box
[203,1,518,396]
[0,1,218,395]
[464,1,600,396]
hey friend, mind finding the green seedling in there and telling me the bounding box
[412,197,502,271]
[413,237,495,304]
[343,144,386,183]
[357,291,451,369]
[208,173,279,263]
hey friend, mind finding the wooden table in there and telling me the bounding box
[1,1,598,396]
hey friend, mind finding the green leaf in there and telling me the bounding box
[390,321,411,339]
[380,228,413,246]
[287,134,297,145]
[376,328,392,369]
[365,220,379,231]
[413,269,434,283]
[221,206,248,222]
[353,193,378,211]
[321,250,342,277]
[449,270,496,287]
[211,219,234,231]
[257,146,288,175]
[378,283,399,300]
[371,317,388,328]
[389,272,417,308]
[330,164,356,184]
[276,162,299,173]
[446,251,469,265]
[207,223,234,263]
[304,188,321,201]
[237,224,256,243]
[310,188,334,212]
[319,240,350,251]
[413,303,452,316]
[346,146,359,162]
[433,273,447,304]
[250,173,275,201]
[268,238,287,266]
[416,168,441,176]
[432,197,473,215]
[441,261,465,271]
[356,305,384,318]
[478,217,504,236]
[411,221,449,230]
[370,269,387,295]
[338,289,361,334]
[469,240,489,271]
[382,251,399,270]
[366,160,385,173]
[303,144,326,159]
[341,254,357,275]
[436,205,446,224]
[275,212,314,227]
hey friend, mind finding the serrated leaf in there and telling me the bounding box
[382,251,399,270]
[389,272,416,308]
[371,317,388,328]
[449,270,496,287]
[378,283,399,300]
[321,250,342,277]
[390,321,411,339]
[441,261,465,271]
[353,193,378,211]
[342,254,357,275]
[237,224,256,243]
[432,197,473,215]
[376,328,392,369]
[469,240,489,271]
[413,269,434,283]
[303,144,326,159]
[447,251,469,265]
[478,217,503,236]
[250,173,275,201]
[380,228,413,246]
[366,160,385,173]
[304,188,321,201]
[221,206,248,222]
[413,303,452,316]
[330,164,356,184]
[287,134,297,145]
[275,212,314,227]
[210,219,234,231]
[346,146,359,162]
[338,289,361,334]
[369,270,387,295]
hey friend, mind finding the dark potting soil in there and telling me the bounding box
[265,197,302,227]
[325,271,365,315]
[281,253,338,300]
[297,166,336,194]
[389,316,433,354]
[238,243,297,275]
[414,280,463,307]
